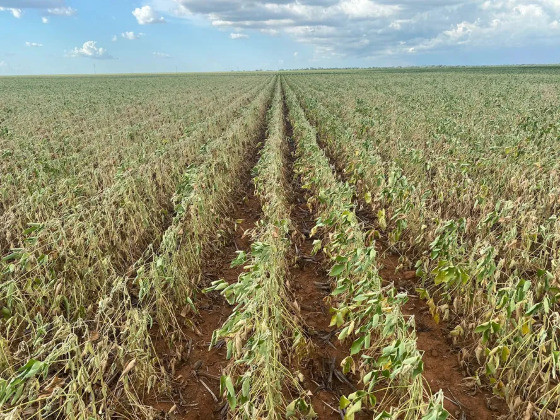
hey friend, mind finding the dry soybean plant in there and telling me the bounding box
[206,80,313,419]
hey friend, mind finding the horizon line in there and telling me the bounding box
[1,62,559,78]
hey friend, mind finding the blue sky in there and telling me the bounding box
[1,0,559,75]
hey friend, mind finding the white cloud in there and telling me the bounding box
[1,2,76,18]
[69,41,112,59]
[0,7,22,18]
[405,2,560,54]
[230,32,248,39]
[25,41,43,47]
[338,0,400,19]
[294,51,299,57]
[112,35,117,42]
[0,60,6,67]
[41,16,48,23]
[153,51,172,58]
[121,31,144,40]
[47,6,75,16]
[133,5,165,24]
[164,0,560,58]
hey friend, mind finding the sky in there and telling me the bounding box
[0,0,559,74]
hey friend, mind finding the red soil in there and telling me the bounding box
[147,181,262,419]
[378,249,508,420]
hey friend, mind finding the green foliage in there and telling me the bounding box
[284,78,440,419]
[286,67,560,416]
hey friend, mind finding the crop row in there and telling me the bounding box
[206,79,313,419]
[0,76,275,418]
[283,78,447,419]
[0,76,269,256]
[286,72,560,417]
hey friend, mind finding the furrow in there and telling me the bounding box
[285,77,508,420]
[283,78,444,419]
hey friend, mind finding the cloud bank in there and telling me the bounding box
[162,0,560,58]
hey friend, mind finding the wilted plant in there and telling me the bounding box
[287,69,560,417]
[206,81,312,418]
[284,79,445,419]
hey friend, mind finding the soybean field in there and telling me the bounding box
[1,67,559,419]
